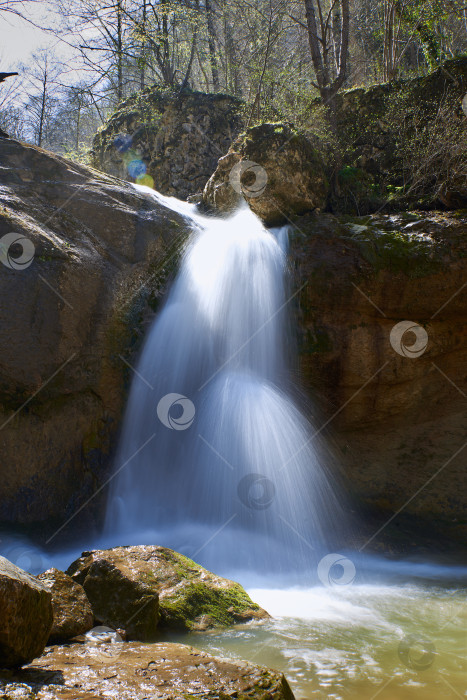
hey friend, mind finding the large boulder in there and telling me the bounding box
[203,122,329,225]
[291,210,467,547]
[67,545,268,639]
[92,89,244,199]
[0,641,295,699]
[0,137,190,525]
[0,556,53,667]
[37,568,93,643]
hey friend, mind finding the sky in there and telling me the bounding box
[0,2,74,70]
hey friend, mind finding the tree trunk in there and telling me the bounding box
[205,0,220,91]
[116,0,124,101]
[303,0,349,109]
[38,68,47,147]
[140,0,147,90]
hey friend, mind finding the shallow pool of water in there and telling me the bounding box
[169,584,466,699]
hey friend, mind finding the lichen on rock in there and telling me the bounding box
[0,641,295,699]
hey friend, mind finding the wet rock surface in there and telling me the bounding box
[67,545,269,639]
[0,641,295,699]
[0,556,53,667]
[37,569,93,643]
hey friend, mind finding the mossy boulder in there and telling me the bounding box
[203,122,329,225]
[92,89,244,199]
[67,545,269,639]
[37,568,93,643]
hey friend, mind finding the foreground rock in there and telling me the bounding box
[0,556,53,667]
[0,137,190,524]
[37,568,93,643]
[0,641,295,699]
[67,545,268,639]
[203,122,329,225]
[92,89,244,199]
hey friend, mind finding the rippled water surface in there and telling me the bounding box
[170,584,466,699]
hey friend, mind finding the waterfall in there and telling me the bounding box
[104,189,341,577]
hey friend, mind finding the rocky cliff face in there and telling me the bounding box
[0,137,190,525]
[290,210,467,547]
[92,89,244,200]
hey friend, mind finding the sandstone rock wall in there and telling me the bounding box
[0,137,190,525]
[290,211,467,546]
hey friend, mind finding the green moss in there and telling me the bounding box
[160,579,260,630]
[342,218,445,278]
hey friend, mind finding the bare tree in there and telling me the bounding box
[302,0,350,107]
[24,50,62,147]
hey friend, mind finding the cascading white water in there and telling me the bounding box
[104,190,341,575]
